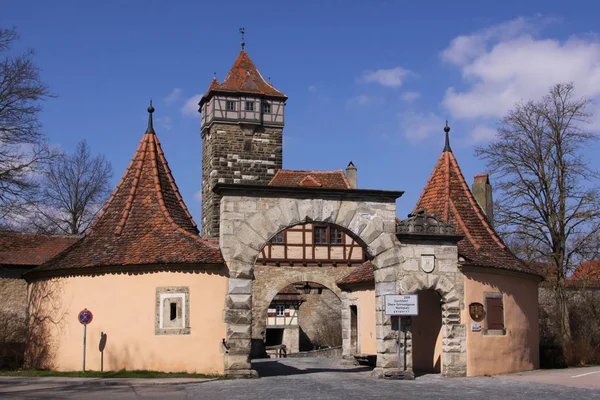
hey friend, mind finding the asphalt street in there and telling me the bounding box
[0,358,598,399]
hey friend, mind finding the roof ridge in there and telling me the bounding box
[116,135,148,235]
[447,153,506,249]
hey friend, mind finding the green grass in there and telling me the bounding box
[0,369,224,379]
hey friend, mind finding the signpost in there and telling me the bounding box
[385,294,418,379]
[78,309,93,372]
[384,294,418,316]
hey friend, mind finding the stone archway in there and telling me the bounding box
[217,187,402,377]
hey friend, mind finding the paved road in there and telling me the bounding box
[0,358,599,399]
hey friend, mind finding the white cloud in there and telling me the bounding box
[470,125,497,143]
[441,17,600,121]
[308,85,317,93]
[164,88,183,104]
[346,94,383,108]
[181,95,203,117]
[156,116,172,132]
[361,67,412,88]
[399,111,445,143]
[194,191,202,202]
[402,91,420,102]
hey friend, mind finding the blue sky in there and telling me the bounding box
[3,1,600,225]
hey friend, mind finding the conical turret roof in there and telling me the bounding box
[200,50,287,106]
[32,105,223,276]
[415,127,535,275]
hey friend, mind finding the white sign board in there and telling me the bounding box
[384,294,419,316]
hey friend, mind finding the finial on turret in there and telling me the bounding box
[146,100,155,134]
[443,120,451,152]
[239,27,245,50]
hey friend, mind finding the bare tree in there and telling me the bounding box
[0,27,55,220]
[476,82,600,350]
[33,140,112,234]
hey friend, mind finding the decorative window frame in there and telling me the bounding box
[155,287,190,335]
[483,292,506,336]
[226,100,236,112]
[245,101,255,111]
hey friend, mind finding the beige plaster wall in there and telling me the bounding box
[28,269,228,374]
[463,270,539,376]
[352,289,376,355]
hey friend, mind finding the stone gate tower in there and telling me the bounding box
[199,50,287,239]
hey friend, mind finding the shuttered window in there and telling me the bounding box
[486,296,504,330]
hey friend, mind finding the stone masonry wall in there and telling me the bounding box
[201,123,283,239]
[219,193,397,377]
[395,241,466,378]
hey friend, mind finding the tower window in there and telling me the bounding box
[262,102,271,114]
[245,101,254,111]
[226,101,236,111]
[244,140,252,152]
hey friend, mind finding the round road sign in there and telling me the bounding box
[78,309,93,325]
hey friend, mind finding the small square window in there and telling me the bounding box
[262,102,271,114]
[156,287,190,335]
[226,100,236,111]
[245,101,254,111]
[276,304,285,316]
[272,231,285,244]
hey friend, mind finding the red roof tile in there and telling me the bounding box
[415,143,535,275]
[0,231,79,266]
[201,50,287,105]
[32,116,223,275]
[337,262,374,286]
[269,170,352,189]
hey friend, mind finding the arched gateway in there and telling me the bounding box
[216,183,404,377]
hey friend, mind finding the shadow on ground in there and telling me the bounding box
[252,358,372,377]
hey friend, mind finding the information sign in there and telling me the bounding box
[384,294,418,316]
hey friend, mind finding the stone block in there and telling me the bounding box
[359,217,384,246]
[348,213,371,238]
[278,198,300,226]
[226,294,252,310]
[377,338,397,354]
[372,244,401,268]
[228,338,252,355]
[227,324,252,339]
[224,354,251,370]
[228,278,253,295]
[375,353,398,368]
[321,200,341,223]
[374,266,396,283]
[375,282,396,296]
[223,309,252,324]
[335,201,357,228]
[230,242,258,264]
[402,259,418,272]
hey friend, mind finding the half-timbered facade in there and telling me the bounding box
[257,223,366,267]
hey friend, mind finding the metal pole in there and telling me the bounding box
[82,324,87,373]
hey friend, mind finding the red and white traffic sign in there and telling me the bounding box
[78,308,93,325]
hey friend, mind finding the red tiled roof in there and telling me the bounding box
[269,170,352,189]
[337,262,374,286]
[415,143,536,275]
[0,231,79,266]
[572,260,600,280]
[201,50,287,105]
[33,116,223,275]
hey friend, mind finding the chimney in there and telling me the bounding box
[346,161,357,189]
[472,174,494,226]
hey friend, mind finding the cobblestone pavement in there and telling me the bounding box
[0,358,599,399]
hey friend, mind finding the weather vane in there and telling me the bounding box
[239,27,245,50]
